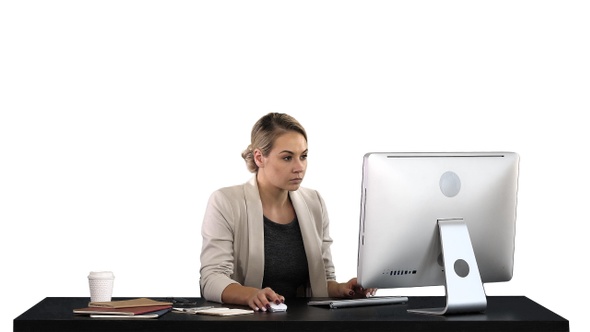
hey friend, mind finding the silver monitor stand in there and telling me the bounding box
[408,218,487,315]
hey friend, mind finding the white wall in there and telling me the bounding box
[1,1,588,331]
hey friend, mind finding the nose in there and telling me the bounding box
[293,158,306,173]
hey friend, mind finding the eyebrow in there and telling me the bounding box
[278,149,308,155]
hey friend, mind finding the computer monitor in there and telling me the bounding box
[357,152,519,315]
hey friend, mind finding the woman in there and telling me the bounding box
[199,112,375,312]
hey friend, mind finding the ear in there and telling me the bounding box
[253,149,264,168]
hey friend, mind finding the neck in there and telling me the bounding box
[256,175,294,224]
[257,175,289,206]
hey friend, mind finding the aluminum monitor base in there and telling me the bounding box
[408,218,487,315]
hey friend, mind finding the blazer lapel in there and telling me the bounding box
[243,177,265,288]
[291,190,329,297]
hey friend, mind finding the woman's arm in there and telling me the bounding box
[222,284,285,311]
[199,190,241,303]
[200,188,285,311]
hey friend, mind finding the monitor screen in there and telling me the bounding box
[357,152,519,314]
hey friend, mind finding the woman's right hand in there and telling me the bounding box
[223,284,285,312]
[246,287,285,312]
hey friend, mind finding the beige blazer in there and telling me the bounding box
[199,176,336,303]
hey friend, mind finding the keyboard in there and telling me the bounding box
[307,296,408,309]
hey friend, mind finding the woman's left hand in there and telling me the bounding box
[330,278,378,298]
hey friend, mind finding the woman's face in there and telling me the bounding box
[257,131,308,192]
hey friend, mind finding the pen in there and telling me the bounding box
[173,306,214,314]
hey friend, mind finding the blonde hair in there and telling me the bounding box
[241,113,307,173]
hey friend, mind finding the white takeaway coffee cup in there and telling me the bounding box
[88,271,115,302]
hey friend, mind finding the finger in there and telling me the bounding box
[260,288,280,309]
[252,298,264,312]
[249,298,262,311]
[272,293,285,305]
[270,295,283,305]
[262,288,276,302]
[263,287,284,305]
[256,292,273,311]
[344,287,355,297]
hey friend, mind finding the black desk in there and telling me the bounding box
[14,296,569,332]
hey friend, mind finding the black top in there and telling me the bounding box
[262,216,309,298]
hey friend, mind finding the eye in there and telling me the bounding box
[283,156,293,161]
[301,154,308,160]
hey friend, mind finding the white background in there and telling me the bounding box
[1,1,588,331]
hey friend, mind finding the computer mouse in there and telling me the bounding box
[268,302,287,312]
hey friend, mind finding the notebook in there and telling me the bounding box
[73,304,172,316]
[88,298,172,308]
[196,307,254,316]
[89,308,171,319]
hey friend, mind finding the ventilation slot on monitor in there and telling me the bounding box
[384,270,417,276]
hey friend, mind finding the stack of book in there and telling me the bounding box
[73,298,173,319]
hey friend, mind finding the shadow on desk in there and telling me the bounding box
[14,296,569,332]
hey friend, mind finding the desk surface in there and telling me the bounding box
[14,296,569,332]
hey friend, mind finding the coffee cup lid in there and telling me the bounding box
[88,271,115,279]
